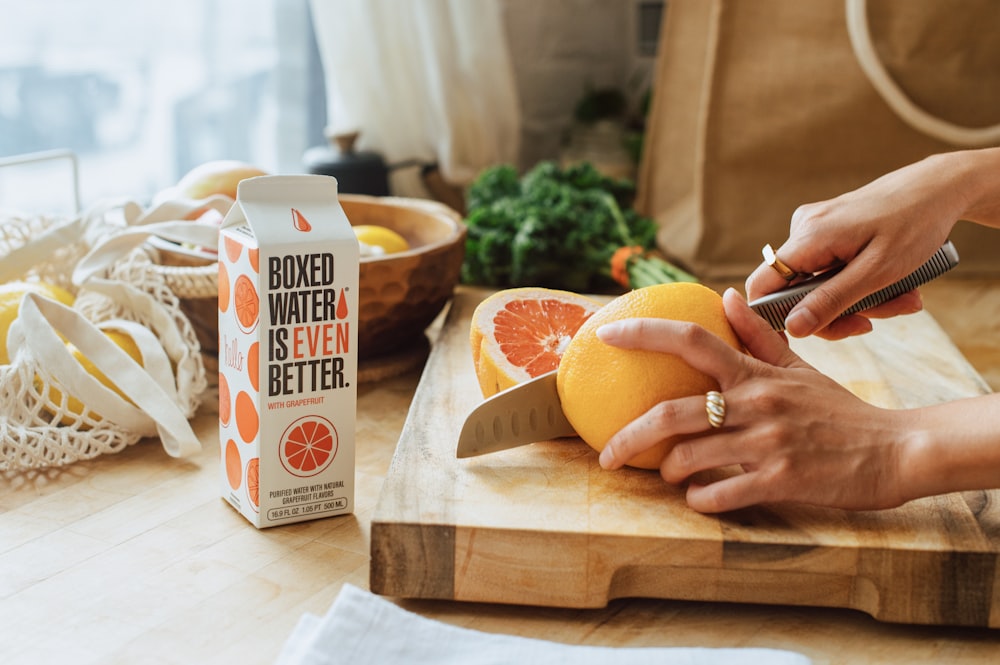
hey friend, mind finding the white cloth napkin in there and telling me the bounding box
[275,584,812,665]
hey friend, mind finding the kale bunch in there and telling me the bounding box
[461,161,661,292]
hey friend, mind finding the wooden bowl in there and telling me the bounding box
[152,194,466,362]
[340,194,466,360]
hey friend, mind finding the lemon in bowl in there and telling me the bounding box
[353,224,410,256]
[340,194,466,360]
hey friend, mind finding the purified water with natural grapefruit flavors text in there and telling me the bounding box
[218,175,358,528]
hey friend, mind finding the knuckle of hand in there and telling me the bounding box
[791,201,830,229]
[690,483,729,514]
[755,421,790,452]
[648,400,679,429]
[808,286,850,318]
[675,321,709,347]
[661,442,695,483]
[745,384,786,416]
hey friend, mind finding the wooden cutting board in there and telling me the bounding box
[370,287,999,627]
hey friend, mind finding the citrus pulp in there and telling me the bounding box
[470,287,602,398]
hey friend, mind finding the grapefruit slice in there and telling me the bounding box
[470,287,603,398]
[279,415,338,477]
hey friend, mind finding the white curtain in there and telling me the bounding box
[309,0,521,192]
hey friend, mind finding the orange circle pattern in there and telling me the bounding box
[218,262,231,313]
[248,342,259,392]
[235,390,259,444]
[218,373,231,426]
[224,438,242,491]
[224,236,243,263]
[246,457,260,511]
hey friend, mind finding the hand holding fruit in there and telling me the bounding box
[596,287,1000,512]
[596,288,924,513]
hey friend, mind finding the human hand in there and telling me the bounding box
[745,154,966,339]
[595,288,911,513]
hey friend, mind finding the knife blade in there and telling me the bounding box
[456,370,576,458]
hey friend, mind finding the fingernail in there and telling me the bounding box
[785,307,818,337]
[596,322,623,341]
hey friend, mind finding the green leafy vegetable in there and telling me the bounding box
[461,161,695,292]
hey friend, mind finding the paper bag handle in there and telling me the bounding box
[846,0,1000,147]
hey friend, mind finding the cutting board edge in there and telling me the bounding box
[369,517,1000,628]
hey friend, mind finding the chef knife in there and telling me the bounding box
[456,370,572,458]
[457,240,960,458]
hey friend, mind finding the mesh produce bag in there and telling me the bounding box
[0,196,229,471]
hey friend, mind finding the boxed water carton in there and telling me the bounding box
[217,174,359,528]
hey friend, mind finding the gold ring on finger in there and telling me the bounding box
[762,244,800,281]
[705,390,726,429]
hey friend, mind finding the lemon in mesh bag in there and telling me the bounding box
[0,280,75,365]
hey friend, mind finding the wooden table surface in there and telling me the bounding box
[2,278,1000,665]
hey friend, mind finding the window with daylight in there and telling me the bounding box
[0,0,324,213]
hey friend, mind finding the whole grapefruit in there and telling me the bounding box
[556,283,741,469]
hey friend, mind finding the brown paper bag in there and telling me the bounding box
[636,0,1000,279]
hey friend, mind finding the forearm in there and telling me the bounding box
[900,393,1000,500]
[937,147,1000,230]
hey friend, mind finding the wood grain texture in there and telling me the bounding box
[370,286,999,627]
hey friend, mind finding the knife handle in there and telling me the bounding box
[748,241,960,331]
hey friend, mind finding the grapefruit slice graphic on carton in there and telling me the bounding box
[233,273,259,333]
[470,287,603,398]
[280,415,338,477]
[246,457,260,512]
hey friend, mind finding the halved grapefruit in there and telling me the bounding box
[470,287,603,398]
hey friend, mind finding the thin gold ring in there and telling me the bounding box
[762,244,799,281]
[705,390,726,429]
